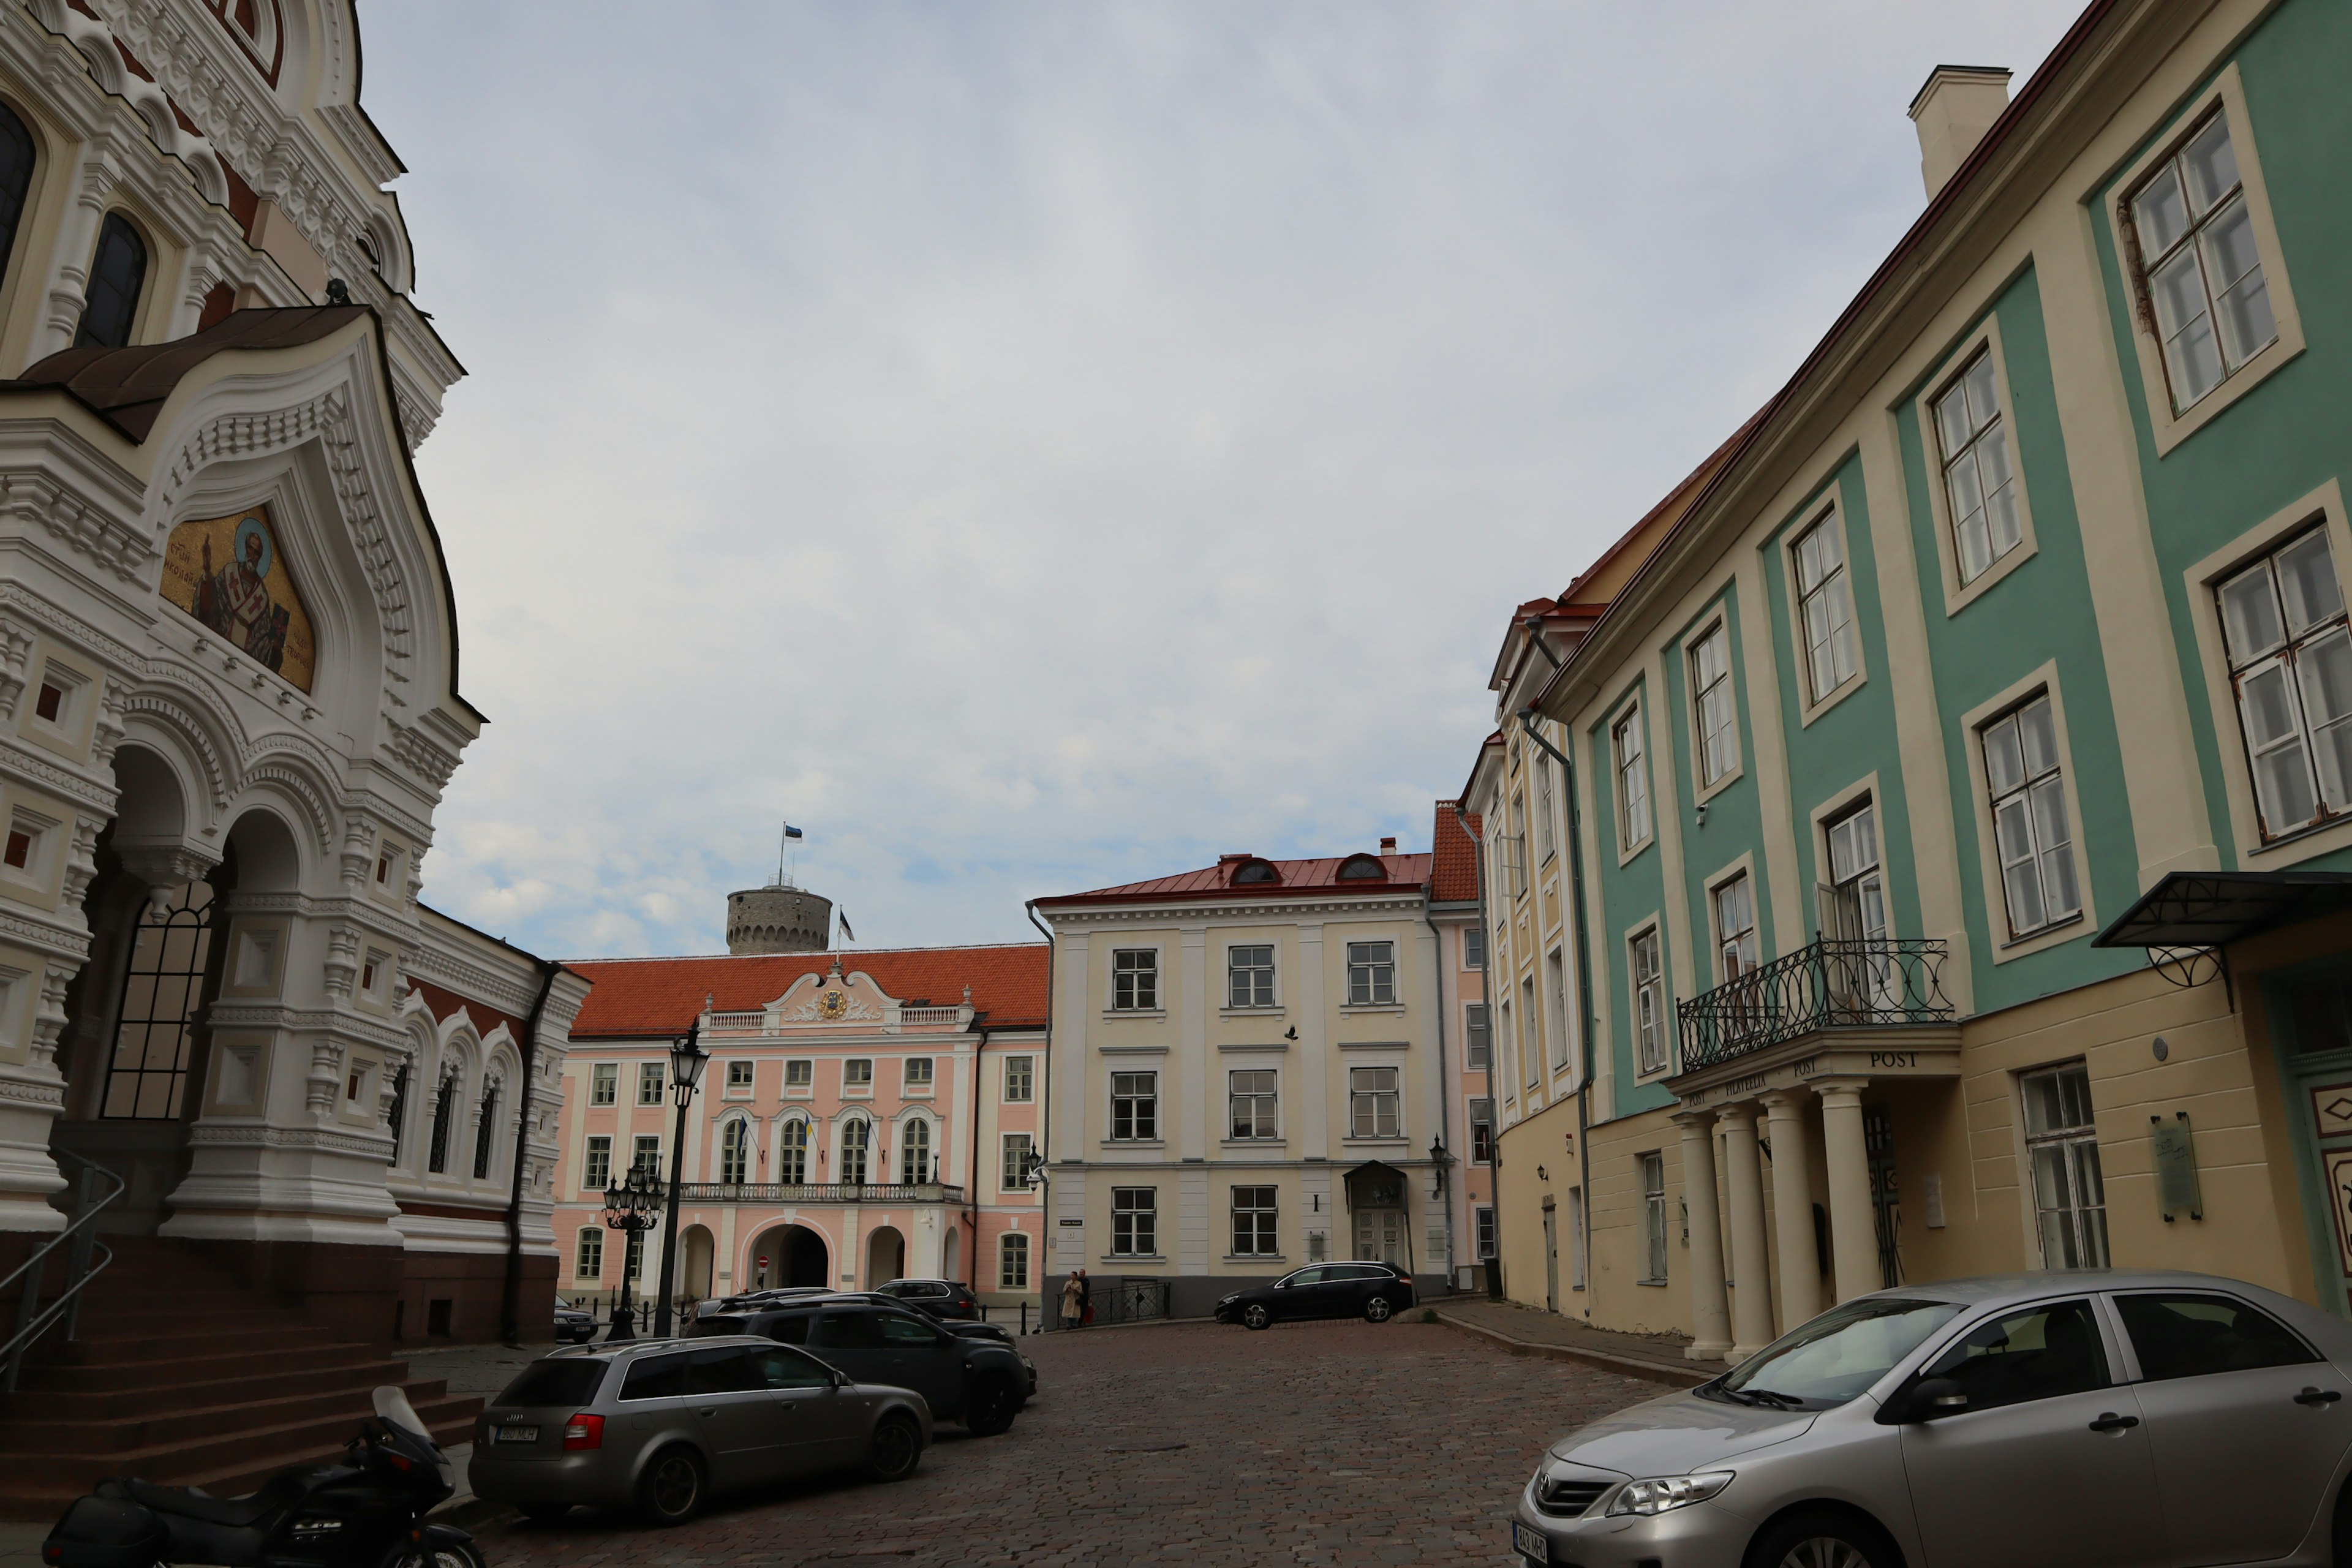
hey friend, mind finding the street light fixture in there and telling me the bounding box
[1428,1136,1454,1200]
[651,1011,710,1337]
[600,1165,660,1340]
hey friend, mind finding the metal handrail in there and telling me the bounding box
[1676,938,1954,1074]
[2,1151,124,1392]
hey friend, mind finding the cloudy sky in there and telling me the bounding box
[358,1,2076,962]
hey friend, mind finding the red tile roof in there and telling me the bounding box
[1036,851,1434,909]
[1429,801,1483,902]
[565,944,1049,1038]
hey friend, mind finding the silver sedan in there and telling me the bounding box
[1512,1270,2352,1568]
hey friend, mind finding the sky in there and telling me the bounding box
[356,1,2079,962]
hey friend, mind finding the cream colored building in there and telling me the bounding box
[1033,842,1450,1319]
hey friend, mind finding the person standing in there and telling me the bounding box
[1060,1268,1085,1330]
[1078,1267,1093,1326]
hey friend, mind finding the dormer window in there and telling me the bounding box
[1336,853,1387,881]
[1230,858,1280,886]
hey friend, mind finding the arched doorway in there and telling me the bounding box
[680,1224,715,1300]
[941,1224,962,1286]
[865,1224,905,1288]
[1344,1161,1414,1270]
[747,1223,829,1289]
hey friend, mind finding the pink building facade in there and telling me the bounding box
[549,946,1048,1314]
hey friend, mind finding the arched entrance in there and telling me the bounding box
[680,1224,715,1300]
[1344,1161,1414,1270]
[865,1224,905,1287]
[747,1223,829,1289]
[941,1224,962,1286]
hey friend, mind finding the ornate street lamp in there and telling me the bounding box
[600,1166,660,1340]
[1428,1136,1454,1200]
[651,1014,710,1337]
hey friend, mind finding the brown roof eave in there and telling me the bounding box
[1534,0,2130,721]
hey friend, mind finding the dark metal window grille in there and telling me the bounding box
[472,1080,500,1180]
[1864,1102,1904,1289]
[76,213,147,349]
[426,1070,458,1174]
[385,1061,410,1164]
[103,881,216,1119]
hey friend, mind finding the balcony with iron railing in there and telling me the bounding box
[1673,938,1958,1090]
[676,1181,967,1205]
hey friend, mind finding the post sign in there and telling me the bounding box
[757,1255,769,1267]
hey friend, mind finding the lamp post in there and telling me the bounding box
[600,1166,660,1340]
[652,1016,710,1338]
[1428,1136,1454,1200]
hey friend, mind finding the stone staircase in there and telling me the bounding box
[0,1237,480,1521]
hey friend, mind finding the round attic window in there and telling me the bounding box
[1231,859,1280,884]
[1336,854,1387,881]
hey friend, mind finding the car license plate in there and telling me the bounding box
[496,1426,538,1444]
[1511,1520,1549,1563]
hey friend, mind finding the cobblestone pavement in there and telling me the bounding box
[473,1316,1664,1567]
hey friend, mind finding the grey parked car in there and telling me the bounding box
[691,1298,1028,1434]
[1512,1271,2352,1568]
[469,1336,933,1527]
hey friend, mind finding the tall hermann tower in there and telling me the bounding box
[725,880,833,955]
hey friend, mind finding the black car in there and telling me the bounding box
[552,1302,598,1344]
[1213,1263,1417,1330]
[690,1300,1026,1434]
[873,1278,981,1321]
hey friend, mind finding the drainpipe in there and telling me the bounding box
[968,1019,989,1287]
[1420,894,1454,1293]
[1517,703,1597,1318]
[1457,803,1503,1301]
[502,957,562,1345]
[1023,900,1056,1325]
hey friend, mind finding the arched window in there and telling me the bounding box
[471,1078,501,1180]
[104,881,217,1120]
[384,1060,410,1166]
[1000,1232,1030,1291]
[0,105,33,292]
[778,1117,809,1184]
[76,213,147,349]
[840,1117,869,1186]
[899,1119,932,1185]
[1231,858,1280,885]
[426,1068,459,1174]
[719,1118,749,1185]
[1336,853,1387,881]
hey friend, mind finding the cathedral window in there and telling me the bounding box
[426,1069,459,1174]
[472,1079,500,1180]
[103,881,217,1119]
[0,106,30,292]
[75,213,148,350]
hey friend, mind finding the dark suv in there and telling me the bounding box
[691,1300,1025,1434]
[1213,1263,1416,1330]
[873,1279,981,1321]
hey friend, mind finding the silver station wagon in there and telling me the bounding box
[468,1336,933,1526]
[1512,1271,2352,1568]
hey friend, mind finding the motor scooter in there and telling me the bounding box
[40,1385,485,1568]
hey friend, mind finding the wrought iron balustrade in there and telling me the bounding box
[1676,938,1953,1072]
[677,1180,966,1204]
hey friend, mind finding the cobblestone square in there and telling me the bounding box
[475,1317,1664,1567]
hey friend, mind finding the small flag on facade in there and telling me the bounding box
[839,910,856,944]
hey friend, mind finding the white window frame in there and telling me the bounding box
[842,1058,873,1096]
[1469,1097,1494,1163]
[575,1226,603,1281]
[1111,948,1160,1011]
[1961,668,2101,962]
[783,1058,814,1097]
[902,1057,935,1094]
[1931,348,2027,588]
[837,1116,872,1185]
[898,1117,933,1185]
[1545,948,1570,1074]
[717,1117,750,1185]
[1613,701,1652,855]
[1110,1070,1159,1141]
[1003,1055,1035,1103]
[1464,1001,1490,1070]
[1638,1152,1668,1284]
[1474,1205,1496,1261]
[589,1062,616,1107]
[1463,926,1485,970]
[1630,924,1667,1078]
[1227,1068,1279,1140]
[1226,943,1276,1009]
[1711,871,1758,985]
[1344,940,1396,1006]
[1916,321,2040,613]
[1001,1131,1035,1191]
[723,1059,754,1098]
[630,1133,661,1180]
[1230,1186,1279,1257]
[2217,523,2352,844]
[2021,1061,2109,1270]
[1348,1065,1401,1140]
[2105,65,2302,456]
[1535,754,1557,864]
[581,1134,611,1194]
[1110,1187,1157,1257]
[1790,505,1864,714]
[999,1231,1030,1290]
[1689,618,1741,793]
[777,1115,811,1184]
[636,1061,666,1106]
[1981,692,2084,940]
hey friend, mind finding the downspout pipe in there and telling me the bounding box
[1023,899,1056,1327]
[502,957,562,1346]
[1518,705,1598,1317]
[1420,894,1453,1294]
[968,1019,989,1284]
[1457,803,1502,1300]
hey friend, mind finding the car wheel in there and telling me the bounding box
[635,1446,706,1527]
[965,1376,1020,1437]
[1242,1304,1271,1331]
[518,1502,571,1525]
[1747,1509,1901,1568]
[865,1413,923,1482]
[1363,1294,1394,1324]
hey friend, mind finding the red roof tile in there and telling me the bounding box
[1429,801,1483,902]
[565,944,1049,1039]
[1036,851,1434,908]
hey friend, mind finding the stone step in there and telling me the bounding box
[43,1323,342,1365]
[0,1388,481,1492]
[0,1357,418,1420]
[12,1341,388,1393]
[0,1375,454,1453]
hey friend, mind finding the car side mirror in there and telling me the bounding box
[1273,1281,1288,1289]
[1909,1377,1967,1420]
[832,1368,854,1389]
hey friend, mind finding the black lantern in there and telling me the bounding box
[1429,1136,1454,1199]
[650,1008,710,1337]
[600,1166,661,1340]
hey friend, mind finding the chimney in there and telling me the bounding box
[1379,836,1398,856]
[1909,65,2011,200]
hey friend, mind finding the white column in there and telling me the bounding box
[1717,1102,1774,1360]
[1760,1090,1820,1330]
[1672,1109,1732,1361]
[1815,1079,1880,1303]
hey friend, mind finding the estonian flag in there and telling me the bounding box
[783,824,804,840]
[838,910,856,943]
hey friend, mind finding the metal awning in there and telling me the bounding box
[2093,871,2352,948]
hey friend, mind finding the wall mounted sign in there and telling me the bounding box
[2151,1112,2203,1221]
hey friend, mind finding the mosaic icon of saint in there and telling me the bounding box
[195,516,287,673]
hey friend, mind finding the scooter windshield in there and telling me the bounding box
[372,1385,454,1490]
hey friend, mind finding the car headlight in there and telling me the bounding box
[1605,1472,1734,1516]
[1218,1294,1240,1306]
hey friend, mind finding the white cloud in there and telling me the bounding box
[359,0,2075,959]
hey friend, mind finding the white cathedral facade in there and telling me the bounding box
[0,0,587,1341]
